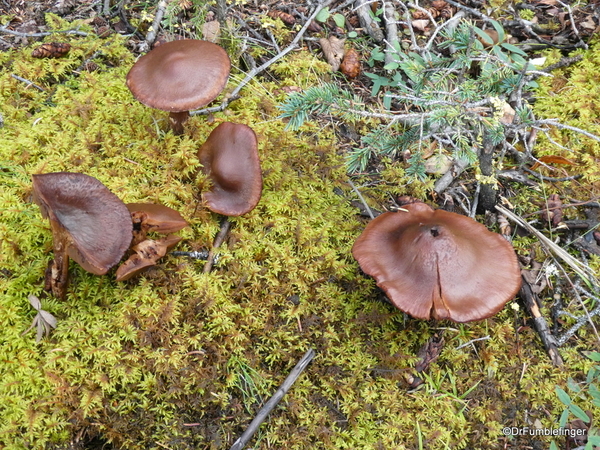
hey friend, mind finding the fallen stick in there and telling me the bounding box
[520,277,563,366]
[143,0,170,51]
[229,348,316,450]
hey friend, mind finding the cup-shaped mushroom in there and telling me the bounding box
[126,203,188,246]
[126,39,231,134]
[198,122,262,216]
[352,202,522,322]
[32,172,133,299]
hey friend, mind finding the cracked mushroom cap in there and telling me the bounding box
[126,39,231,113]
[352,202,521,322]
[198,122,262,216]
[32,172,133,275]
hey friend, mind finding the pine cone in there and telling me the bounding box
[267,10,296,26]
[32,42,71,58]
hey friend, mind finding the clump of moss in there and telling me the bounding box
[0,15,597,450]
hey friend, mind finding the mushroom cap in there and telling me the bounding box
[126,203,188,234]
[352,202,522,322]
[32,172,133,275]
[198,122,262,216]
[126,39,231,112]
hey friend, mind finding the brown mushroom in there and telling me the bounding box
[32,172,133,299]
[126,203,188,246]
[115,234,181,281]
[352,202,521,322]
[126,39,231,134]
[198,122,262,216]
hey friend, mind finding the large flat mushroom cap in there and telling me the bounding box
[198,122,262,216]
[352,202,522,322]
[32,172,133,275]
[126,39,231,112]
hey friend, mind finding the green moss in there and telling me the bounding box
[0,20,598,450]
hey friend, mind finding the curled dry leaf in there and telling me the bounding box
[541,194,563,227]
[319,36,345,72]
[340,48,361,79]
[32,42,71,58]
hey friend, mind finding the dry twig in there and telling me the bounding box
[229,349,316,450]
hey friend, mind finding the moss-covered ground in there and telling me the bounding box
[0,14,599,450]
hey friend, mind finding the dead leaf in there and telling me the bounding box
[498,214,512,236]
[424,153,452,174]
[21,295,57,342]
[499,101,515,125]
[579,16,597,31]
[530,155,577,170]
[411,19,430,32]
[202,20,220,43]
[521,260,547,294]
[340,48,361,78]
[319,36,345,72]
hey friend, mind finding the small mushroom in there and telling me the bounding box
[126,203,188,246]
[126,39,231,134]
[352,202,521,322]
[198,122,262,216]
[115,234,181,281]
[32,172,133,299]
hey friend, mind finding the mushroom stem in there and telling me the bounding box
[169,111,190,135]
[47,229,70,299]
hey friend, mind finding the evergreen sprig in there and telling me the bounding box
[279,18,541,175]
[278,83,362,131]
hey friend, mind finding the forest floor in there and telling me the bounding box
[1,0,600,449]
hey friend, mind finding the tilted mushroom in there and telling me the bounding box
[126,39,231,134]
[198,122,262,216]
[352,202,521,322]
[32,172,133,299]
[126,203,188,246]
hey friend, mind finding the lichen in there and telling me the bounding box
[0,17,598,450]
